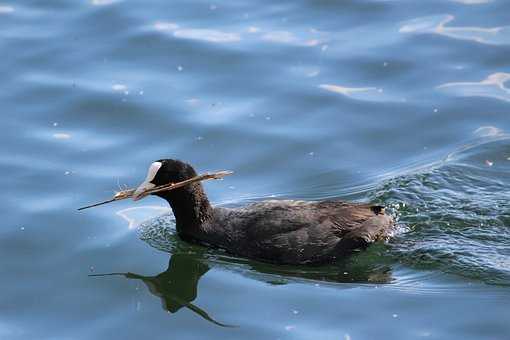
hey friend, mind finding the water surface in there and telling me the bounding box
[1,0,509,339]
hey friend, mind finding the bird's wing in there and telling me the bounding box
[334,213,394,253]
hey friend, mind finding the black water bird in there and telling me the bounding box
[129,159,394,265]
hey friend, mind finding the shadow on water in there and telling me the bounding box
[90,252,235,328]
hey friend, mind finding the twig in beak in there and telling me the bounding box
[78,170,233,211]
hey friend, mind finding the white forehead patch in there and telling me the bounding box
[132,162,162,200]
[145,161,162,183]
[144,162,163,183]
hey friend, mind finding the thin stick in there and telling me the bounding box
[145,171,233,195]
[78,170,233,211]
[77,198,118,211]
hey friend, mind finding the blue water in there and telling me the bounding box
[1,0,510,339]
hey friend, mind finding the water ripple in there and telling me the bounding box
[375,133,510,286]
[450,0,492,4]
[153,21,241,43]
[0,4,14,13]
[91,0,120,6]
[152,20,327,47]
[437,72,510,102]
[400,15,510,45]
[319,84,404,102]
[174,29,241,44]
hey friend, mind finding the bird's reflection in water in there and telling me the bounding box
[247,260,393,285]
[224,245,394,286]
[91,240,393,327]
[90,253,234,327]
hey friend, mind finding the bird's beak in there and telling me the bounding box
[132,180,155,201]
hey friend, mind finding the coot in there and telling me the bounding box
[130,159,394,265]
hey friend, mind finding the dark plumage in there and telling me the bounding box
[138,159,394,265]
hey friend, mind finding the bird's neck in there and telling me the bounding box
[157,183,214,240]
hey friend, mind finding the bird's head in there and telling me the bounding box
[132,159,198,201]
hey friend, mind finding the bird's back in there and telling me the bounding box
[204,200,393,264]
